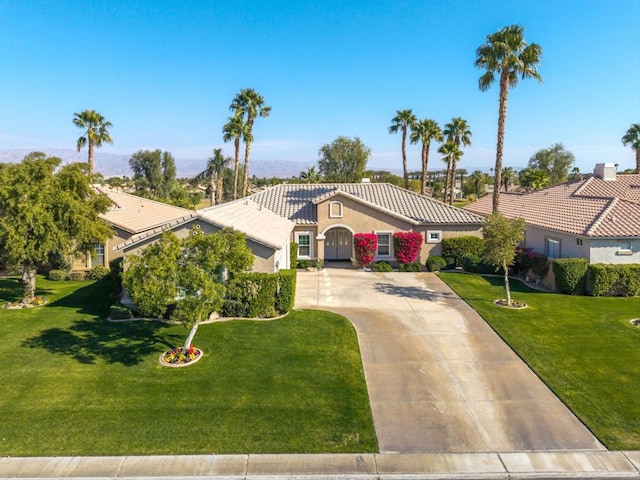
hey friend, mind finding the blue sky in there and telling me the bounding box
[1,0,639,174]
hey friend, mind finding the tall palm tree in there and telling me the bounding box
[443,117,472,204]
[222,113,248,200]
[475,25,543,212]
[196,148,230,206]
[470,170,485,199]
[438,141,463,204]
[501,166,516,191]
[73,110,113,174]
[230,88,271,197]
[389,109,417,189]
[410,119,443,195]
[621,123,640,174]
[299,166,322,184]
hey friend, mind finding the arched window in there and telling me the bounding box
[329,201,343,218]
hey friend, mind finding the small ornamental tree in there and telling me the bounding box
[482,213,525,306]
[353,233,378,268]
[393,232,423,264]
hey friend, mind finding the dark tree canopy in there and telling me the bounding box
[528,143,575,185]
[318,136,371,183]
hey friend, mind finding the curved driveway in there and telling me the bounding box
[295,268,604,454]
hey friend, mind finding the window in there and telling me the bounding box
[619,240,632,253]
[329,201,343,218]
[92,243,105,267]
[545,238,560,259]
[426,230,442,244]
[295,232,312,259]
[576,238,583,247]
[375,232,391,257]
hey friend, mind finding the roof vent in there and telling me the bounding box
[360,178,371,183]
[593,163,617,181]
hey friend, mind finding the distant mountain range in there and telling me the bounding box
[0,148,314,179]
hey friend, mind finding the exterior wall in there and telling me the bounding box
[524,227,590,261]
[415,224,483,263]
[73,225,132,271]
[590,238,640,264]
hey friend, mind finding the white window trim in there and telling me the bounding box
[91,243,105,267]
[546,237,561,259]
[329,201,343,218]
[426,230,442,244]
[618,239,633,255]
[374,230,393,259]
[295,231,313,259]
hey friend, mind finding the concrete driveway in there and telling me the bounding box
[295,268,604,454]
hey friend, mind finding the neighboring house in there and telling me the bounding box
[114,198,295,274]
[73,186,195,271]
[465,163,640,265]
[248,182,484,265]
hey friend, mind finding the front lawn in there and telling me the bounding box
[440,272,640,450]
[0,276,377,456]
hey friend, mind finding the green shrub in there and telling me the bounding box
[109,257,123,280]
[531,253,550,279]
[442,236,485,266]
[590,264,640,297]
[461,254,481,273]
[399,261,422,272]
[276,269,297,314]
[109,304,133,320]
[88,265,110,280]
[373,261,393,272]
[290,242,298,269]
[315,258,324,269]
[297,260,312,269]
[553,258,589,294]
[426,256,447,272]
[68,271,86,281]
[223,273,279,318]
[48,269,66,281]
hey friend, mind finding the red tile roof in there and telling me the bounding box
[464,174,640,238]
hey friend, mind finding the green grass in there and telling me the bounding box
[0,276,377,456]
[440,272,640,450]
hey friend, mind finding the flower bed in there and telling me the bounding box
[159,345,203,368]
[494,298,527,309]
[3,296,48,309]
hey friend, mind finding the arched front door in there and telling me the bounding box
[325,227,352,261]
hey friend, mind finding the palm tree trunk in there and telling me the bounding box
[493,67,510,213]
[420,142,428,195]
[88,141,95,174]
[636,148,640,174]
[443,158,451,202]
[242,141,252,197]
[503,261,511,306]
[449,161,457,205]
[22,264,37,304]
[402,128,409,189]
[216,177,224,204]
[233,138,240,200]
[210,177,216,206]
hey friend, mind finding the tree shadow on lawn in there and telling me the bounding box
[23,319,181,366]
[47,278,115,317]
[373,282,452,302]
[0,277,54,303]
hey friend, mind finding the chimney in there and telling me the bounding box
[593,163,617,181]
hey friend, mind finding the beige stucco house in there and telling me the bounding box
[248,182,484,265]
[465,163,640,265]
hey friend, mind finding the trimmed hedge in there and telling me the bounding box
[290,242,298,269]
[373,261,393,272]
[48,269,66,281]
[110,304,133,320]
[460,254,495,274]
[442,236,485,266]
[68,271,86,281]
[553,258,589,295]
[398,261,422,272]
[590,264,640,297]
[88,265,110,280]
[426,256,447,272]
[223,269,298,318]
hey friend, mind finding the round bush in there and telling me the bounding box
[426,256,447,272]
[68,271,86,281]
[48,269,67,281]
[373,261,393,272]
[88,265,110,280]
[399,261,422,272]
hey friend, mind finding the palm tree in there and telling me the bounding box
[222,113,248,200]
[196,149,230,206]
[299,166,322,184]
[230,88,271,197]
[470,170,485,199]
[475,25,543,212]
[410,119,443,195]
[73,110,113,174]
[501,166,516,191]
[443,117,472,204]
[389,109,417,189]
[621,123,640,174]
[438,141,463,204]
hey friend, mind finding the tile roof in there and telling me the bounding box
[197,199,295,249]
[464,174,640,238]
[96,186,195,234]
[248,183,484,225]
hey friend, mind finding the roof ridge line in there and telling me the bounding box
[586,197,618,236]
[572,177,592,197]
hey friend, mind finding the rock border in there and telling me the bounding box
[494,299,528,309]
[159,348,204,368]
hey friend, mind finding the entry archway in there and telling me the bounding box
[323,226,353,261]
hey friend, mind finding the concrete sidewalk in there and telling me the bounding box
[2,451,640,479]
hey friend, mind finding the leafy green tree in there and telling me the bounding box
[443,117,472,204]
[475,25,543,212]
[389,109,417,189]
[366,170,404,186]
[518,167,550,191]
[123,228,253,352]
[73,109,113,174]
[222,112,248,199]
[621,123,640,173]
[0,153,112,304]
[482,213,525,306]
[410,118,443,195]
[528,143,575,185]
[230,88,271,197]
[438,141,463,204]
[129,149,177,199]
[318,136,371,182]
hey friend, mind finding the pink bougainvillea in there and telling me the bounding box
[353,233,378,267]
[393,232,423,264]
